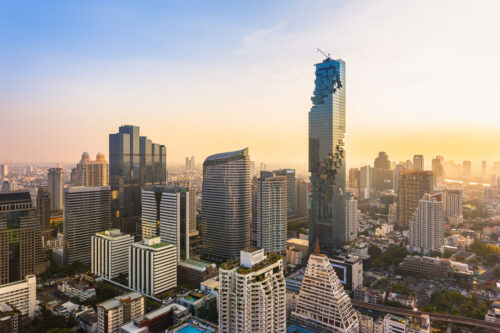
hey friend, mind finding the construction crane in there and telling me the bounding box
[317,48,331,59]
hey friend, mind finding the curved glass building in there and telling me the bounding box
[309,56,347,250]
[202,148,251,261]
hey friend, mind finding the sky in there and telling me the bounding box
[1,0,500,173]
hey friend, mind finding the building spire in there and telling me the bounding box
[314,234,321,255]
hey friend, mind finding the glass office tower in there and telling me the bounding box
[109,125,167,233]
[309,56,346,251]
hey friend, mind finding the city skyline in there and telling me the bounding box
[1,1,500,168]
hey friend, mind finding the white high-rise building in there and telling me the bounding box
[0,275,36,317]
[97,292,144,333]
[91,229,134,280]
[359,165,373,200]
[218,248,286,333]
[345,192,358,241]
[409,193,444,254]
[254,172,287,253]
[128,236,176,297]
[75,152,109,187]
[291,239,359,333]
[142,186,195,261]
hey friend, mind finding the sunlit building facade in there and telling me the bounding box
[309,56,347,250]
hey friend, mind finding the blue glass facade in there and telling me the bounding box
[309,58,346,250]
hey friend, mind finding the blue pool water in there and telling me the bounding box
[178,326,203,333]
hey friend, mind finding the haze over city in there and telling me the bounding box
[2,0,500,171]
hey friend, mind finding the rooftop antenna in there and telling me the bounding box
[317,48,331,59]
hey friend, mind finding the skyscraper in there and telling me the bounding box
[36,186,51,243]
[432,156,445,187]
[48,168,64,211]
[218,249,286,333]
[309,55,347,250]
[0,192,46,284]
[397,170,433,230]
[0,164,7,179]
[463,161,472,180]
[91,229,134,280]
[141,186,196,261]
[274,169,296,218]
[253,172,287,253]
[202,148,251,261]
[295,178,309,218]
[109,125,166,233]
[444,189,463,221]
[291,239,359,333]
[345,192,358,241]
[413,155,424,171]
[374,152,393,194]
[359,165,373,200]
[409,193,444,254]
[63,186,111,266]
[75,152,109,187]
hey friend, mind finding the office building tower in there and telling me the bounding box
[309,55,347,250]
[392,163,404,194]
[482,161,487,181]
[254,172,287,253]
[359,165,373,200]
[413,155,424,171]
[295,179,309,218]
[36,186,51,242]
[109,125,166,232]
[409,193,444,254]
[91,229,134,280]
[463,161,472,180]
[63,186,111,266]
[374,152,392,193]
[291,239,359,332]
[202,148,251,261]
[185,156,195,170]
[274,169,296,218]
[444,189,462,220]
[75,152,109,187]
[345,192,358,241]
[0,164,7,179]
[218,249,286,333]
[97,292,144,333]
[48,168,64,210]
[432,156,445,187]
[0,192,46,284]
[142,186,195,261]
[128,236,176,296]
[0,275,36,317]
[404,160,414,171]
[348,167,359,190]
[397,171,433,230]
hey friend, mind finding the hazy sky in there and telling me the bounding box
[1,0,500,172]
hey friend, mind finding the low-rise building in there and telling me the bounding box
[58,281,96,302]
[177,259,218,288]
[354,287,386,304]
[176,291,217,322]
[0,275,36,317]
[97,292,145,333]
[387,293,416,309]
[384,313,407,333]
[119,303,190,333]
[0,303,22,333]
[486,301,500,324]
[358,312,374,333]
[200,276,219,299]
[399,256,450,278]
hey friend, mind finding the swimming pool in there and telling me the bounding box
[177,325,204,333]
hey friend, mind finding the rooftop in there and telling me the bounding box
[0,191,31,203]
[204,148,248,164]
[97,292,143,311]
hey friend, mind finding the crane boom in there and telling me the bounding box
[317,48,331,59]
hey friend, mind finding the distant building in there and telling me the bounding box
[97,292,144,333]
[253,172,287,253]
[359,165,374,200]
[48,168,64,211]
[0,164,7,179]
[36,186,51,242]
[128,237,177,296]
[91,229,134,280]
[202,148,251,261]
[345,192,358,241]
[142,186,196,261]
[409,193,444,254]
[432,156,445,187]
[373,152,393,193]
[444,189,462,221]
[274,169,296,218]
[413,155,424,171]
[295,179,309,218]
[218,248,286,333]
[75,152,109,187]
[397,170,433,230]
[463,161,472,180]
[291,240,359,332]
[354,287,386,304]
[63,186,111,266]
[0,275,36,317]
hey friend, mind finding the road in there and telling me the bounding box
[352,300,500,332]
